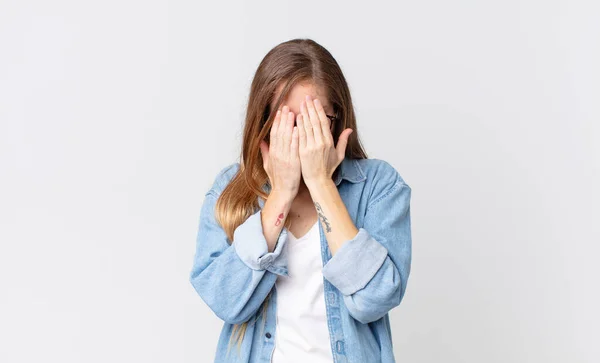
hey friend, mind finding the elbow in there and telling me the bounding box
[189,272,251,325]
[189,270,259,326]
[213,305,254,325]
[346,296,402,325]
[344,279,405,325]
[327,253,409,324]
[347,308,386,325]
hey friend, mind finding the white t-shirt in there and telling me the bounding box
[270,220,334,362]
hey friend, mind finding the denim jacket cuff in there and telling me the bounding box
[321,227,388,295]
[232,208,289,276]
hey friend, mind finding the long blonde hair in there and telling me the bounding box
[215,38,368,358]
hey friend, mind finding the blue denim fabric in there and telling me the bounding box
[189,157,412,363]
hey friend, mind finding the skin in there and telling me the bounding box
[258,82,358,256]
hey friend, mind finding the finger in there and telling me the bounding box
[336,128,353,160]
[291,126,299,155]
[296,113,307,149]
[300,100,314,145]
[259,140,271,182]
[277,106,289,155]
[305,95,323,145]
[269,109,281,149]
[259,139,269,165]
[283,111,294,156]
[313,98,333,144]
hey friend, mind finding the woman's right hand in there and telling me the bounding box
[259,105,301,198]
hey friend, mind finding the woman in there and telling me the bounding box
[189,38,412,363]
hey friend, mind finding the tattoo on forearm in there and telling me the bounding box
[275,212,284,226]
[314,202,331,233]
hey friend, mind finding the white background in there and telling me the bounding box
[1,1,598,362]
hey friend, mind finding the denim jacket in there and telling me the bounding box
[189,157,412,363]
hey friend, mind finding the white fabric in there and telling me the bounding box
[270,220,334,362]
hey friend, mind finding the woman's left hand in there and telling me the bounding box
[296,95,353,187]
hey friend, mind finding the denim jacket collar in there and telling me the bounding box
[333,156,367,186]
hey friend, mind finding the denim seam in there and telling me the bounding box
[366,181,406,212]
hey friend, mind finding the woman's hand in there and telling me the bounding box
[296,95,353,187]
[259,105,301,197]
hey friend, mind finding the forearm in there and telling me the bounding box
[307,178,359,256]
[262,189,294,252]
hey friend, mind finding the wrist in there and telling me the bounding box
[269,187,297,203]
[305,176,334,192]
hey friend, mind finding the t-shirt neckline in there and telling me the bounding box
[287,220,319,241]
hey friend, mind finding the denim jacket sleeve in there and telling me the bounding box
[321,174,412,324]
[189,180,290,325]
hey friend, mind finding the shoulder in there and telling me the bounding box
[355,158,411,209]
[355,158,409,188]
[207,161,241,195]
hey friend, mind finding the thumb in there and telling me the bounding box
[259,140,270,167]
[336,128,353,160]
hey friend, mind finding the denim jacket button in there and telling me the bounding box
[265,332,271,338]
